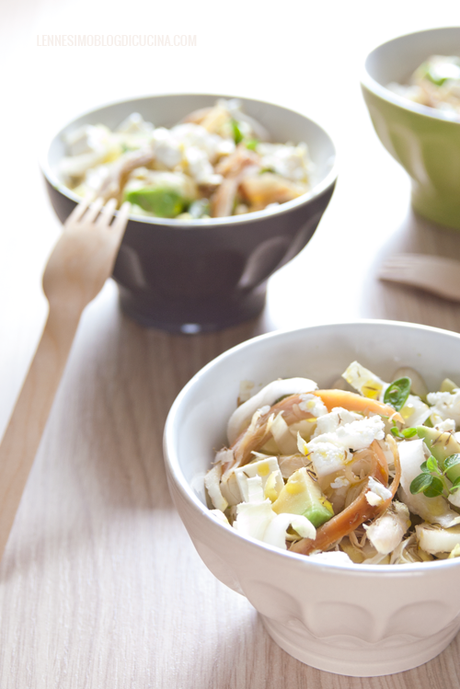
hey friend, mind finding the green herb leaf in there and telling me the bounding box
[444,453,460,472]
[423,476,444,498]
[425,69,449,86]
[245,138,259,151]
[391,424,417,439]
[426,455,440,474]
[410,453,458,500]
[450,477,460,493]
[392,414,417,438]
[231,119,243,144]
[410,473,435,494]
[384,377,411,411]
[390,416,417,439]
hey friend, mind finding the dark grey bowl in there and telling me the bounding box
[41,94,337,333]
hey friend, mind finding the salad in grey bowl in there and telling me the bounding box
[41,94,337,332]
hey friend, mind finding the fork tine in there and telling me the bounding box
[110,202,131,240]
[64,196,92,226]
[95,198,117,228]
[80,197,105,223]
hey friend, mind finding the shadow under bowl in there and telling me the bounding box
[42,94,337,332]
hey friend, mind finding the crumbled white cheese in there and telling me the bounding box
[427,390,460,427]
[150,122,233,180]
[171,122,227,161]
[313,415,385,453]
[365,492,384,507]
[298,393,328,417]
[184,146,223,186]
[216,138,235,156]
[307,440,347,477]
[151,127,182,168]
[60,124,117,179]
[307,415,385,478]
[257,142,311,183]
[365,477,392,507]
[312,407,362,438]
[328,415,385,450]
[432,417,456,432]
[330,476,350,489]
[64,123,113,157]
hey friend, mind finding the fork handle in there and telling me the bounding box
[0,304,82,561]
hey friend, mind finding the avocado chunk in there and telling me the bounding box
[125,187,186,218]
[416,426,460,483]
[272,467,334,528]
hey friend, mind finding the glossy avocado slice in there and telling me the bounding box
[416,426,460,483]
[272,467,334,528]
[126,187,185,218]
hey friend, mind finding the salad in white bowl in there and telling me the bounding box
[206,361,460,564]
[163,321,460,675]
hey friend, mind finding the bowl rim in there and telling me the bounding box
[361,26,460,126]
[164,318,460,574]
[40,91,338,228]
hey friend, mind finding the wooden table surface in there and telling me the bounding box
[1,1,460,686]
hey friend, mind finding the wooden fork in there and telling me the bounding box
[0,197,130,562]
[379,253,460,302]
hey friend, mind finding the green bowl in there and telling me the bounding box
[361,27,460,230]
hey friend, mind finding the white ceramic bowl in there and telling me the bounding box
[163,321,460,677]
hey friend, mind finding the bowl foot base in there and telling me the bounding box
[261,614,460,677]
[411,187,460,231]
[117,286,266,333]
